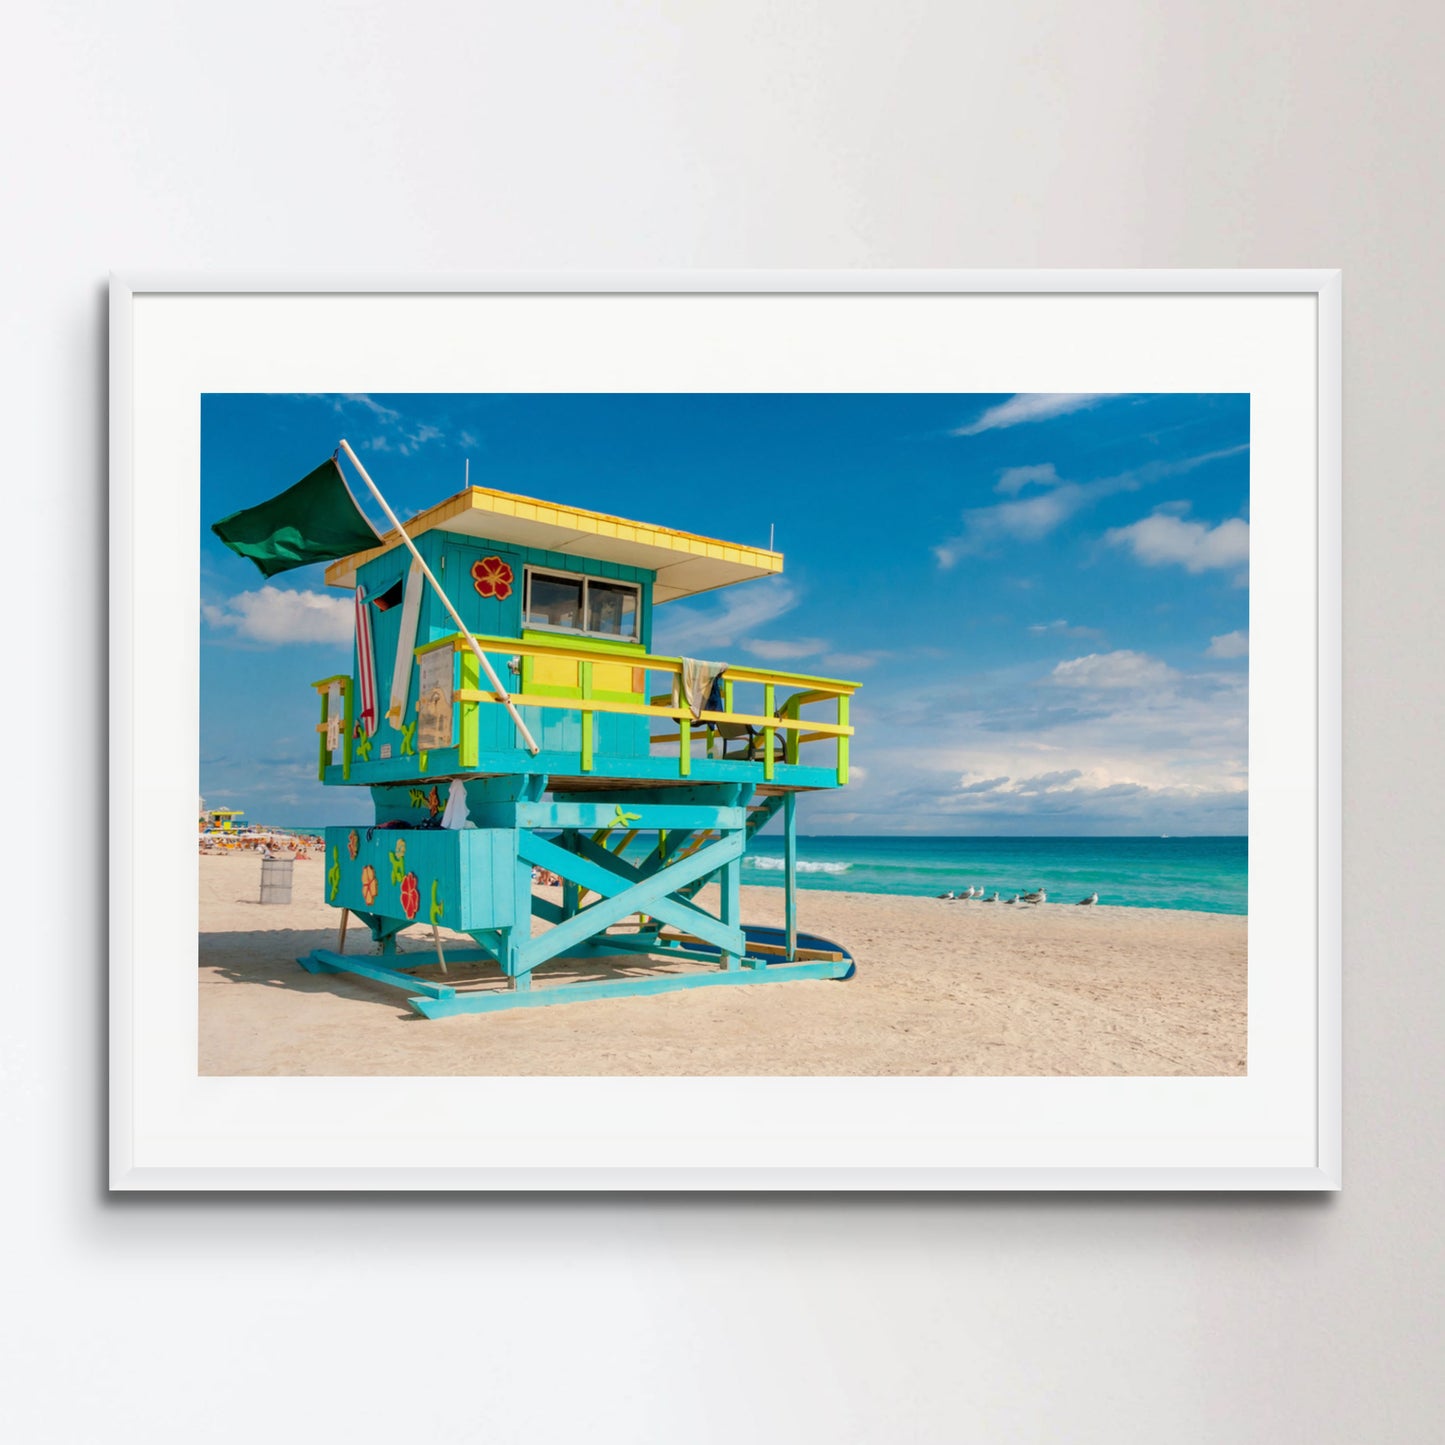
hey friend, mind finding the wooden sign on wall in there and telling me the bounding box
[417,648,454,752]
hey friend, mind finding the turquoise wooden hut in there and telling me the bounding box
[298,477,859,1017]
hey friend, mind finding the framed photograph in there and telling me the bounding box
[110,271,1340,1190]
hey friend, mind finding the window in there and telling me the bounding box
[525,570,583,631]
[587,580,638,638]
[524,568,642,642]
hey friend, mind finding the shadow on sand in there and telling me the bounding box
[200,925,720,1017]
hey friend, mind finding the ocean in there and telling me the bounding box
[737,835,1248,915]
[281,825,1247,916]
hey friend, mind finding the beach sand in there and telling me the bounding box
[200,853,1246,1076]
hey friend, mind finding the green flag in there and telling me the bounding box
[210,457,383,578]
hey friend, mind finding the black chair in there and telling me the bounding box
[714,719,788,761]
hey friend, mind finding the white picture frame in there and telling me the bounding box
[111,271,1341,1190]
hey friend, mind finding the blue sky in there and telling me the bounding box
[201,392,1249,834]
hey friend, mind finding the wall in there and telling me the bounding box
[6,3,1442,1441]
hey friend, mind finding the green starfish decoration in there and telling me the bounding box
[429,878,444,926]
[399,719,416,756]
[354,732,373,762]
[611,805,642,830]
[327,847,341,902]
[389,841,407,884]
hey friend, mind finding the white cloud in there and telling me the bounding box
[653,579,799,656]
[933,445,1248,567]
[802,630,1248,835]
[953,394,1109,436]
[801,660,1250,836]
[1051,649,1179,689]
[300,393,447,456]
[203,586,353,646]
[1106,511,1249,573]
[956,767,1094,796]
[934,483,1093,566]
[341,393,401,422]
[995,463,1061,495]
[742,636,827,661]
[1028,619,1101,639]
[1206,629,1249,658]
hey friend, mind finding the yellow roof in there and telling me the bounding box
[324,486,783,603]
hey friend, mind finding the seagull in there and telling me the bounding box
[980,891,999,903]
[959,886,977,900]
[1003,894,1018,904]
[1076,892,1098,906]
[936,890,956,900]
[1020,888,1046,905]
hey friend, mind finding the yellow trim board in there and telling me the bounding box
[324,484,783,602]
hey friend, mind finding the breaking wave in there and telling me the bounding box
[745,857,852,874]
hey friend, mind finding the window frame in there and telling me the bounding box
[521,564,643,644]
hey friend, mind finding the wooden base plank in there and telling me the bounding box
[407,957,853,1018]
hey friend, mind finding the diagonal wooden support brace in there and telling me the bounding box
[517,829,745,970]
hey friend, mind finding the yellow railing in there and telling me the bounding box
[414,631,858,784]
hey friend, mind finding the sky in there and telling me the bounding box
[200,392,1249,835]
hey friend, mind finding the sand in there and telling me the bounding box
[199,853,1246,1076]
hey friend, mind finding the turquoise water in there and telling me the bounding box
[737,835,1248,915]
[278,824,1246,916]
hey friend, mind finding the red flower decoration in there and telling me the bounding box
[471,556,513,600]
[400,872,421,920]
[361,864,379,906]
[346,829,360,860]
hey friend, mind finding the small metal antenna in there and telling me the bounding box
[769,522,775,551]
[465,458,470,487]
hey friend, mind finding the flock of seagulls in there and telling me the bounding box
[934,887,1099,906]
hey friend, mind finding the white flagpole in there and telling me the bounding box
[337,439,540,756]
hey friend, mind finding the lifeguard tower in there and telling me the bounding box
[203,806,245,833]
[297,470,859,1017]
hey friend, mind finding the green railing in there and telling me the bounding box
[312,674,354,780]
[315,634,858,784]
[418,631,857,783]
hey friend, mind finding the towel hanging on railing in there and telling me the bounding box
[679,658,727,720]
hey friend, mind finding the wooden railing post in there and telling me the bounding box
[341,676,354,781]
[458,647,479,768]
[579,660,594,772]
[316,690,328,781]
[763,682,776,782]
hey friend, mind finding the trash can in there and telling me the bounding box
[259,857,294,905]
